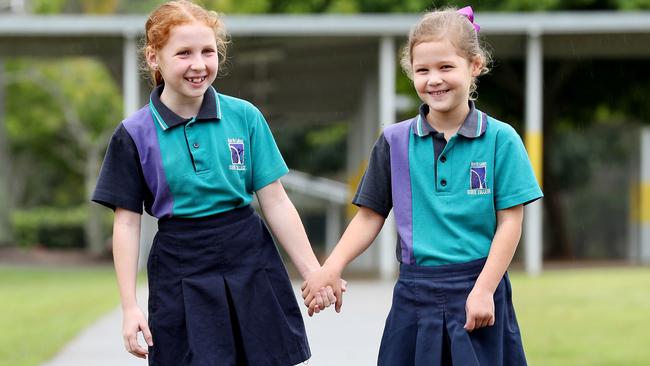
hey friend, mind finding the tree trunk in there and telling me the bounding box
[85,146,104,255]
[0,59,13,246]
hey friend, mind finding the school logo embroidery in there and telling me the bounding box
[228,138,246,171]
[467,162,491,195]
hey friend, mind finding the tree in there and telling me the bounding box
[197,0,648,13]
[5,59,122,253]
[24,0,650,15]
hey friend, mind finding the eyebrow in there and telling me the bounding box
[413,59,457,67]
[173,44,215,51]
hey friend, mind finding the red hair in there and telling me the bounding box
[143,0,229,86]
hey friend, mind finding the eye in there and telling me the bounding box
[202,48,216,55]
[441,65,453,70]
[415,68,428,74]
[176,50,190,56]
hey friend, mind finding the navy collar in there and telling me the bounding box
[412,101,487,139]
[149,84,222,131]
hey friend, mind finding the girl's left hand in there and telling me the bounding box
[464,288,495,332]
[301,266,345,316]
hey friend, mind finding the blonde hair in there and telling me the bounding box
[142,0,229,86]
[399,7,492,99]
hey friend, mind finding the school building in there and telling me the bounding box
[0,11,649,277]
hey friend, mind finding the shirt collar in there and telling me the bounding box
[149,84,222,131]
[411,100,487,139]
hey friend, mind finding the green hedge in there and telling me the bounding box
[11,206,107,249]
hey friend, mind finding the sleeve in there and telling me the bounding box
[248,105,289,191]
[352,133,392,217]
[493,125,544,210]
[91,124,147,213]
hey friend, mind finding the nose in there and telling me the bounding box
[426,74,442,87]
[190,55,206,71]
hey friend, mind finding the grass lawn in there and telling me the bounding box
[512,267,650,366]
[0,266,120,366]
[0,266,648,366]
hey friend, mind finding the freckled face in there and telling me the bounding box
[148,22,218,106]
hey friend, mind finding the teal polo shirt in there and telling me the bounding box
[92,85,288,218]
[353,102,543,266]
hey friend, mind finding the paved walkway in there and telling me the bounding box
[42,280,395,366]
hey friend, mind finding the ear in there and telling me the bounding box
[470,55,483,77]
[145,46,158,70]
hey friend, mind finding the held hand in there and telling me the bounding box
[304,279,348,317]
[122,305,153,359]
[305,286,334,317]
[464,288,495,332]
[301,265,344,317]
[315,285,337,312]
[337,278,348,312]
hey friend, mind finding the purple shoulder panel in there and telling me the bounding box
[122,107,174,218]
[383,118,415,265]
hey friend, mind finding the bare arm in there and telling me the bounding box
[324,206,386,278]
[113,208,141,310]
[113,208,152,358]
[465,204,523,331]
[255,180,321,280]
[302,206,386,313]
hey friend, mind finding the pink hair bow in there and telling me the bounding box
[457,6,480,33]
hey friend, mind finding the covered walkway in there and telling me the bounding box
[2,12,650,275]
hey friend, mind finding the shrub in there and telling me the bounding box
[12,206,89,249]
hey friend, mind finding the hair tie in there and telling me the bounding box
[457,6,480,33]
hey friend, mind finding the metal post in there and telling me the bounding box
[123,32,139,116]
[378,36,397,280]
[524,29,544,276]
[346,77,379,272]
[325,202,341,256]
[640,128,650,265]
[10,0,26,13]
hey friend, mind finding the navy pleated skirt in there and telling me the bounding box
[146,205,310,366]
[378,258,527,366]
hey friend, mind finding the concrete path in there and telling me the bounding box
[42,280,395,366]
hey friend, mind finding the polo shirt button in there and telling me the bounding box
[440,156,447,163]
[193,143,200,148]
[440,179,447,186]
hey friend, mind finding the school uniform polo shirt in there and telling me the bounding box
[353,102,543,266]
[92,85,288,218]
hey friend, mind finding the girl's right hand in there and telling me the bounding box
[301,265,345,316]
[122,305,153,359]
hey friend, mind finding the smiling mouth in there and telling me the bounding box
[428,90,449,96]
[185,76,207,84]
